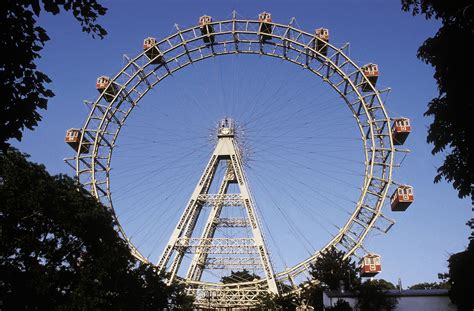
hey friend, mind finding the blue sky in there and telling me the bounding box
[13,0,472,287]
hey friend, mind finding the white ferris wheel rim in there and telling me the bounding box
[67,13,397,291]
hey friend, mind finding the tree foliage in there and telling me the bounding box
[309,247,359,291]
[0,149,192,310]
[167,282,195,310]
[356,280,398,311]
[259,248,399,311]
[409,280,450,290]
[297,248,358,310]
[367,279,396,290]
[445,240,474,311]
[220,269,261,284]
[300,284,324,311]
[401,0,474,199]
[256,292,295,310]
[0,0,107,151]
[326,299,353,311]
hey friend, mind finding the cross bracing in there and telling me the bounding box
[187,282,268,308]
[216,218,250,227]
[205,257,263,269]
[175,238,259,254]
[197,193,244,206]
[154,120,278,294]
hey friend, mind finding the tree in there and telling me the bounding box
[0,0,107,151]
[326,299,353,311]
[256,292,295,311]
[167,282,195,310]
[221,269,261,284]
[356,280,398,311]
[409,282,448,290]
[0,149,192,310]
[300,283,324,311]
[445,240,474,311]
[309,247,359,291]
[256,292,279,310]
[400,3,474,309]
[401,0,474,200]
[300,248,359,310]
[303,249,400,310]
[368,279,396,290]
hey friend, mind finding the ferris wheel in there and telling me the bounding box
[64,12,414,308]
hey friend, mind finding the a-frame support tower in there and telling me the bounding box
[157,118,278,294]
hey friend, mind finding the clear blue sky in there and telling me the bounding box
[13,0,472,287]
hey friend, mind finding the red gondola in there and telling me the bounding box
[65,129,89,153]
[360,254,381,277]
[361,63,379,92]
[314,28,329,56]
[143,37,164,64]
[258,12,273,42]
[199,15,215,44]
[392,118,411,145]
[96,76,118,102]
[391,185,414,212]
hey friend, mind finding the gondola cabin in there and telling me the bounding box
[199,15,215,44]
[391,185,414,212]
[258,12,272,42]
[392,118,411,145]
[360,254,381,277]
[96,76,118,102]
[314,28,329,56]
[96,76,111,92]
[143,37,164,64]
[199,15,213,26]
[361,63,379,92]
[65,128,89,153]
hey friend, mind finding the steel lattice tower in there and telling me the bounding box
[157,118,278,294]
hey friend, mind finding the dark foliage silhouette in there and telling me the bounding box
[445,240,474,311]
[0,149,192,310]
[0,0,107,151]
[356,280,398,311]
[309,247,359,291]
[221,269,261,284]
[402,0,474,200]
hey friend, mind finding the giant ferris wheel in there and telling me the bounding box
[64,12,414,308]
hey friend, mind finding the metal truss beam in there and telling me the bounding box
[205,257,262,269]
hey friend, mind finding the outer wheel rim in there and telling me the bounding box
[70,15,395,295]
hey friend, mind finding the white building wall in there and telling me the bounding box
[324,291,457,311]
[324,296,358,309]
[395,296,456,311]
